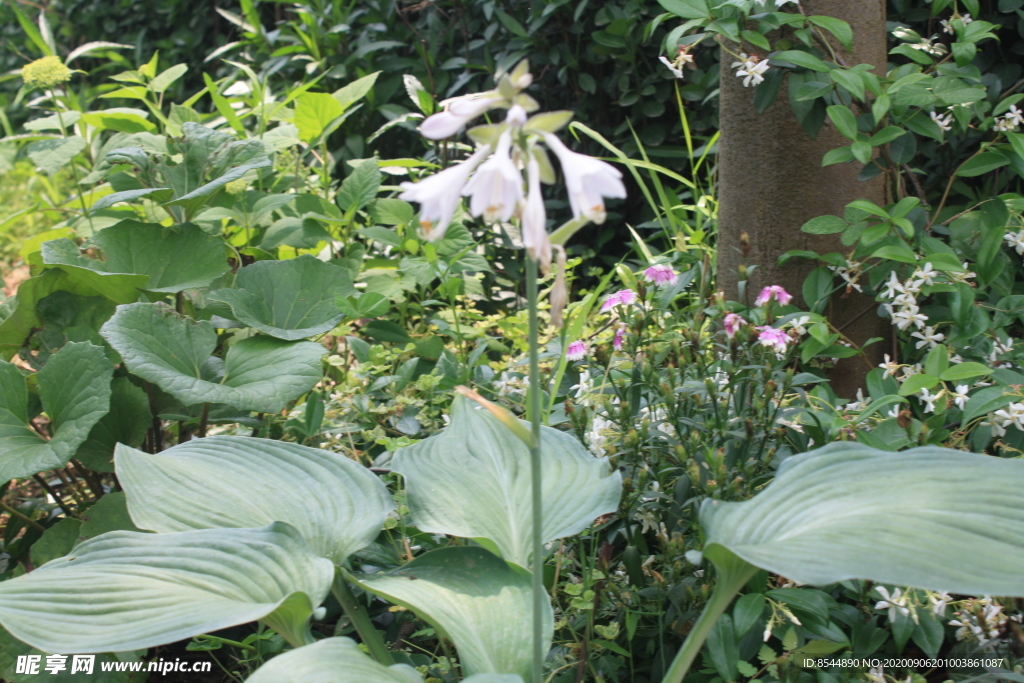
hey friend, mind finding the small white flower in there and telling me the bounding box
[1004,229,1024,255]
[892,305,928,331]
[879,354,901,379]
[918,388,939,413]
[788,316,811,336]
[659,55,684,79]
[542,132,626,225]
[731,53,770,88]
[911,325,944,350]
[875,586,911,621]
[881,271,906,299]
[844,388,869,412]
[931,110,954,131]
[913,262,937,286]
[953,385,970,410]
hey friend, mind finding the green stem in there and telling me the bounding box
[526,257,545,683]
[332,571,395,666]
[0,501,46,533]
[661,552,758,683]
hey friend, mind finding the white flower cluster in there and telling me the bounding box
[731,53,770,88]
[930,110,953,132]
[949,597,1010,648]
[993,104,1024,133]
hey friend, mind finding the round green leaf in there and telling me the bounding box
[354,547,551,678]
[701,442,1024,595]
[208,255,355,340]
[392,396,622,566]
[0,523,333,653]
[90,219,230,293]
[99,303,324,413]
[116,435,394,563]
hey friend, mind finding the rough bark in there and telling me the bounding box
[716,0,890,401]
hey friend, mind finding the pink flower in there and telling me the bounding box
[724,313,747,338]
[643,264,678,286]
[755,285,793,307]
[613,324,626,351]
[616,289,637,305]
[600,289,637,313]
[566,340,588,361]
[756,326,790,353]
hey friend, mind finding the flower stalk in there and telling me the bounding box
[526,256,545,683]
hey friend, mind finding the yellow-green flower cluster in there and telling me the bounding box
[224,179,249,195]
[21,56,72,90]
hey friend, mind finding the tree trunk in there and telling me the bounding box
[716,0,890,401]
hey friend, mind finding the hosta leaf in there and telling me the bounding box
[246,637,523,683]
[0,524,333,653]
[354,547,551,678]
[392,396,621,566]
[208,255,354,340]
[246,637,422,683]
[99,303,324,413]
[0,342,113,482]
[116,435,394,563]
[701,442,1024,595]
[40,238,149,303]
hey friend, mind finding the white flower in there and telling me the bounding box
[844,388,869,412]
[892,305,928,331]
[399,145,492,240]
[918,388,939,413]
[911,325,944,350]
[731,53,770,88]
[1004,229,1024,255]
[913,262,937,286]
[931,110,954,131]
[521,154,551,268]
[881,271,906,299]
[788,316,811,336]
[953,385,970,410]
[930,591,952,617]
[587,414,614,456]
[879,354,901,379]
[420,93,504,139]
[891,292,917,309]
[462,131,523,223]
[994,402,1024,431]
[867,667,886,683]
[542,132,626,225]
[875,586,911,621]
[994,106,1023,133]
[659,55,684,79]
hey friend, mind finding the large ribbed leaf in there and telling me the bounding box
[42,222,229,295]
[0,523,333,653]
[116,435,393,563]
[99,303,323,413]
[246,637,421,683]
[392,397,621,566]
[246,637,524,683]
[701,442,1024,596]
[0,342,112,482]
[354,547,551,678]
[208,255,354,340]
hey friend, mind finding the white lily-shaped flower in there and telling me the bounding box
[913,262,937,286]
[420,93,504,140]
[398,145,492,240]
[522,154,551,269]
[542,132,626,224]
[875,586,911,621]
[931,110,954,131]
[892,304,928,331]
[462,131,523,223]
